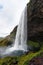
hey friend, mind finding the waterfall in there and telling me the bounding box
[13,5,27,51]
[0,5,28,57]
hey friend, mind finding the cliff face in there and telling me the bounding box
[0,1,43,65]
[10,26,17,35]
[1,0,43,46]
[0,26,17,46]
[27,0,43,42]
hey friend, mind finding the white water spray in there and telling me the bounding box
[0,5,28,57]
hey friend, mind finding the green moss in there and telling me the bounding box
[23,51,43,65]
[27,40,40,47]
[0,35,43,65]
[0,38,13,46]
[0,56,19,65]
[18,49,43,65]
[0,48,43,65]
[0,28,16,46]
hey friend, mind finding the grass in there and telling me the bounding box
[0,38,13,46]
[0,39,43,65]
[18,48,43,65]
[0,49,43,65]
[0,56,19,65]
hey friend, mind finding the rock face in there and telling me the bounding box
[10,26,18,35]
[0,0,43,46]
[0,26,18,46]
[27,0,43,42]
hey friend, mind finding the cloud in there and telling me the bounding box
[0,0,29,37]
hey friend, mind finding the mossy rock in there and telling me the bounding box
[23,52,43,65]
[0,56,19,65]
[27,40,40,47]
[27,40,41,52]
[0,38,13,46]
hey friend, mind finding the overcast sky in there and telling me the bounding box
[0,0,30,37]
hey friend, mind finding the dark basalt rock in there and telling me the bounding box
[27,0,43,42]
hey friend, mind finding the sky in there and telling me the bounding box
[0,0,30,37]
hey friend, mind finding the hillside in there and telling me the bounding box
[0,0,43,65]
[0,26,17,46]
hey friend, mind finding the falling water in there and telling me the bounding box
[13,5,27,51]
[0,5,28,57]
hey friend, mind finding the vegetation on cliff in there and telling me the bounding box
[0,0,43,65]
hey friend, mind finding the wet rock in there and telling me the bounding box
[27,0,43,43]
